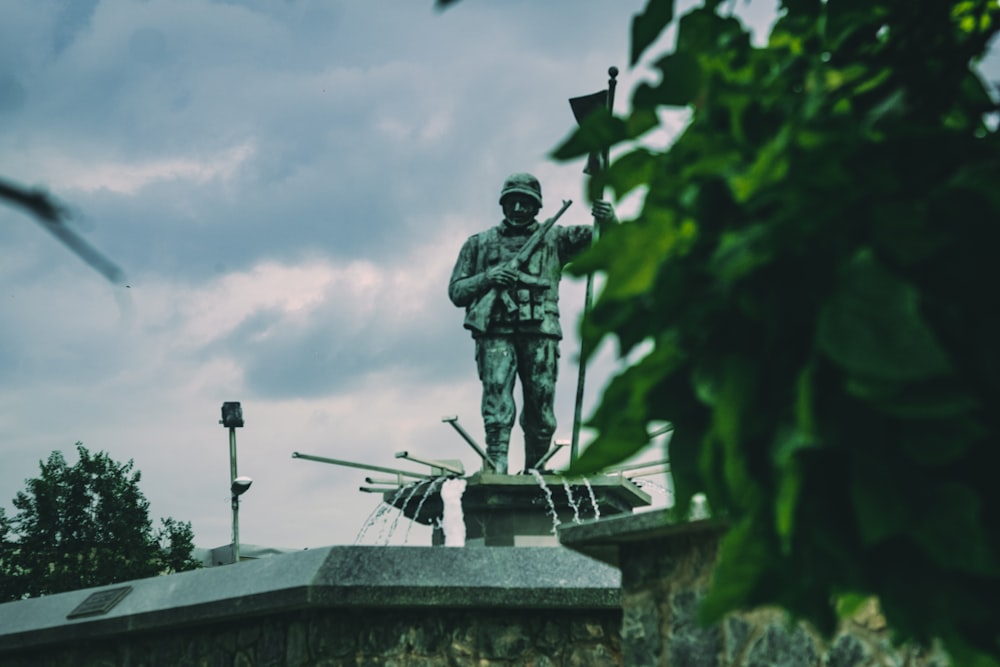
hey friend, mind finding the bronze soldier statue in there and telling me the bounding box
[449,172,616,474]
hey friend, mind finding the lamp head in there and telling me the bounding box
[231,476,253,496]
[221,401,244,428]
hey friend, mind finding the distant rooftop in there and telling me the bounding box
[193,543,302,566]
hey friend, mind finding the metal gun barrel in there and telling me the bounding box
[365,476,405,486]
[394,451,464,476]
[606,458,671,476]
[292,452,429,479]
[530,440,569,471]
[623,465,671,478]
[441,416,496,469]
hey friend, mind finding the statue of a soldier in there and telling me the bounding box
[449,172,616,474]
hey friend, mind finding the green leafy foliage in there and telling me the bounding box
[0,443,200,601]
[631,0,676,66]
[555,0,1000,662]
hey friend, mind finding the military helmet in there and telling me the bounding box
[498,172,542,207]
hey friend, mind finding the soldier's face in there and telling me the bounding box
[502,194,540,226]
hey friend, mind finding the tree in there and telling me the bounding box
[547,0,1000,664]
[0,509,18,603]
[0,443,199,601]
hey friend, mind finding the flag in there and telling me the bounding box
[568,89,608,174]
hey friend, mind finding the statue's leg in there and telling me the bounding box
[517,336,559,471]
[476,336,517,474]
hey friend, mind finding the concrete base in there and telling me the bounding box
[0,545,623,666]
[0,545,621,657]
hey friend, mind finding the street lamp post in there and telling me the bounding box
[220,402,249,564]
[231,476,253,563]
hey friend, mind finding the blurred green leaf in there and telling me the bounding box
[633,52,703,108]
[667,406,709,520]
[774,457,802,553]
[897,417,984,466]
[568,422,650,475]
[567,342,684,475]
[606,148,656,199]
[699,516,771,622]
[834,593,871,619]
[913,483,999,576]
[552,108,621,161]
[818,250,953,381]
[850,454,911,544]
[571,214,695,302]
[676,7,745,55]
[552,108,657,162]
[631,0,675,66]
[713,357,762,507]
[709,225,779,285]
[728,127,791,202]
[872,382,980,419]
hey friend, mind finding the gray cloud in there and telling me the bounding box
[210,299,471,399]
[52,0,101,56]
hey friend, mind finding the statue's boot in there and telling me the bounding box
[485,427,510,475]
[524,436,552,473]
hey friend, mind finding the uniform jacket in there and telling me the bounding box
[449,219,593,339]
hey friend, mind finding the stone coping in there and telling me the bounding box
[558,509,728,567]
[0,545,620,654]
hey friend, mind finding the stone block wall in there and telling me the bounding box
[0,607,621,667]
[0,546,625,667]
[619,533,946,667]
[560,513,952,667]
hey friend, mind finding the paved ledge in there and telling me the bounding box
[0,545,620,653]
[558,509,728,567]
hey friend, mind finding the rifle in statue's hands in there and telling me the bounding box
[464,199,573,334]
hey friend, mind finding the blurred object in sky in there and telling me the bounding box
[0,176,126,285]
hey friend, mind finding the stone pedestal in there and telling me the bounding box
[384,473,652,547]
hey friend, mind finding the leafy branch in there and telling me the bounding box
[555,0,1000,662]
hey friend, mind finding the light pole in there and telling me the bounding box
[220,402,249,564]
[231,476,253,563]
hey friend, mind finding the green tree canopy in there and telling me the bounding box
[0,443,199,601]
[549,0,999,663]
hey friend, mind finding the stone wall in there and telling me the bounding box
[1,513,956,667]
[560,512,951,667]
[1,607,621,667]
[0,546,624,667]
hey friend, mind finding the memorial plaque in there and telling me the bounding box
[67,586,132,619]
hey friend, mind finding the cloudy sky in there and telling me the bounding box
[1,1,996,553]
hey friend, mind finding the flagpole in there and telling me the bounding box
[570,65,618,465]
